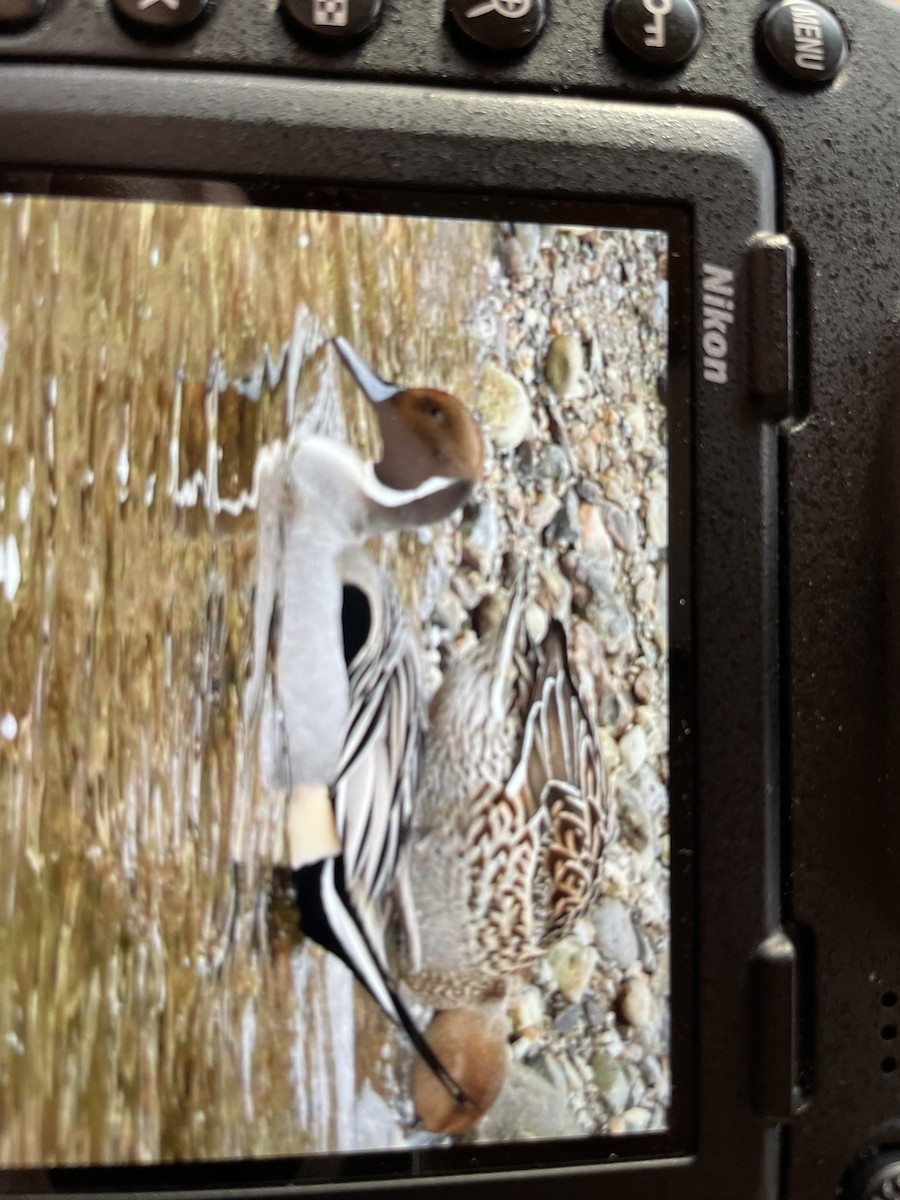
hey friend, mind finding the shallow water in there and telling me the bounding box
[0,195,488,1165]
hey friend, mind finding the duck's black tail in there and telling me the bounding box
[292,858,469,1108]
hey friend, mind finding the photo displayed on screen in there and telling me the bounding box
[0,194,671,1165]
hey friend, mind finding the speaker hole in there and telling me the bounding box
[881,1056,897,1074]
[882,1025,898,1041]
[882,991,898,1007]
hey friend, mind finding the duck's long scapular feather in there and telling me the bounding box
[332,578,421,907]
[295,857,467,1106]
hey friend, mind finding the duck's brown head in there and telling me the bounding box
[333,337,484,524]
[411,1004,510,1137]
[374,386,484,493]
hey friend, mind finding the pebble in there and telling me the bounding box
[461,502,499,574]
[633,668,655,704]
[623,404,647,454]
[578,503,615,565]
[527,490,562,533]
[545,491,579,549]
[646,485,667,549]
[591,1051,631,1114]
[476,362,532,450]
[618,724,648,776]
[544,334,584,399]
[535,442,571,486]
[524,602,550,643]
[546,937,597,1003]
[623,1105,653,1133]
[554,1004,583,1035]
[601,501,637,554]
[513,222,542,265]
[593,899,639,969]
[618,977,654,1029]
[509,985,544,1035]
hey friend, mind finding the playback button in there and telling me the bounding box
[759,0,847,86]
[445,0,547,55]
[607,0,703,69]
[281,0,383,43]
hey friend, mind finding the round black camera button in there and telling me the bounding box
[111,0,209,32]
[445,0,547,55]
[0,0,44,30]
[607,0,703,69]
[759,0,847,86]
[281,0,382,43]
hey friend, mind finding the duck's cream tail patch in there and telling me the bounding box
[288,784,340,869]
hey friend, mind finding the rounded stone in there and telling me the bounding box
[593,899,640,969]
[544,334,584,399]
[475,362,532,450]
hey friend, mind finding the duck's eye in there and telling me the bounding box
[425,402,445,422]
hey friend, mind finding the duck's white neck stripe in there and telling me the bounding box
[362,462,458,509]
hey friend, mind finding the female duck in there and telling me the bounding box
[401,582,611,1133]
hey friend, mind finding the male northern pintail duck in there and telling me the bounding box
[400,581,611,1133]
[246,336,483,1103]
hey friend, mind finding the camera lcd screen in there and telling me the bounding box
[0,189,688,1174]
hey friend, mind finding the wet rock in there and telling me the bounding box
[476,362,532,450]
[544,334,584,399]
[593,899,639,970]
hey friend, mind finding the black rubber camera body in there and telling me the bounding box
[0,2,898,1199]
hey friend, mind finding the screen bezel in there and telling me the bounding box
[0,70,781,1200]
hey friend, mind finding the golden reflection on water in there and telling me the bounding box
[0,194,489,1165]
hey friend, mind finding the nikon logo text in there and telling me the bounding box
[702,264,734,385]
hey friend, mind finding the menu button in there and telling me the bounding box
[759,0,847,86]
